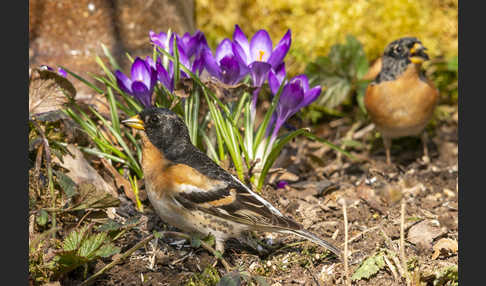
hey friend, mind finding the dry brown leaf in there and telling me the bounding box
[407,220,446,249]
[29,68,75,117]
[431,238,458,260]
[101,158,147,204]
[53,144,117,198]
[205,78,256,102]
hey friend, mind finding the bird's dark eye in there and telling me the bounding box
[395,46,403,54]
[149,116,158,125]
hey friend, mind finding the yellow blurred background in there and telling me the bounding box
[196,0,458,74]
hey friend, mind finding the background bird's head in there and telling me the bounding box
[383,37,429,65]
[123,107,191,152]
[373,37,430,83]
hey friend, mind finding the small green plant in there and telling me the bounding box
[351,252,386,282]
[52,225,121,278]
[304,34,370,121]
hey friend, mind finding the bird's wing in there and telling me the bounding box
[169,164,301,231]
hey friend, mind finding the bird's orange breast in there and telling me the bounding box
[140,133,224,199]
[364,64,438,138]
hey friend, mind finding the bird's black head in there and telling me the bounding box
[374,37,430,83]
[383,37,429,63]
[123,107,191,155]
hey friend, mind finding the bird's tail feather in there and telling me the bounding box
[284,229,341,258]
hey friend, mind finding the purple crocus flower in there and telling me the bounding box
[232,25,291,87]
[276,180,289,189]
[178,47,205,79]
[233,25,291,69]
[149,30,175,54]
[115,57,157,107]
[268,74,321,142]
[146,56,175,92]
[232,25,291,111]
[203,38,249,85]
[40,65,67,77]
[176,30,209,59]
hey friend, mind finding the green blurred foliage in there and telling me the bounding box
[196,0,457,74]
[427,55,458,104]
[304,35,370,122]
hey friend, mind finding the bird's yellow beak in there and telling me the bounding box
[122,114,145,130]
[409,42,429,64]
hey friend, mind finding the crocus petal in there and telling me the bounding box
[131,58,152,88]
[145,56,156,70]
[155,61,173,91]
[131,81,152,107]
[202,48,221,78]
[250,30,272,62]
[215,38,234,62]
[276,180,289,189]
[149,63,158,88]
[192,54,204,76]
[268,70,282,95]
[219,56,240,84]
[290,74,310,93]
[57,68,67,77]
[194,31,209,56]
[249,61,271,87]
[232,41,249,66]
[178,48,191,78]
[149,30,167,49]
[274,62,286,83]
[300,86,322,108]
[280,81,304,109]
[115,70,133,94]
[233,25,250,60]
[268,29,291,68]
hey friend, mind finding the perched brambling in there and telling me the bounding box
[123,107,340,257]
[364,37,439,164]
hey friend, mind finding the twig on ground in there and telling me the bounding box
[340,225,380,247]
[31,120,57,236]
[400,200,411,286]
[383,254,399,282]
[342,199,351,286]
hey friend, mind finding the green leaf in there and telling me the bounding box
[95,242,120,258]
[54,170,78,198]
[217,272,240,286]
[62,226,89,251]
[351,253,386,281]
[70,183,120,211]
[36,209,49,226]
[78,232,108,259]
[97,219,122,232]
[191,236,202,248]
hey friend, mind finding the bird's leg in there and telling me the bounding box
[421,132,430,164]
[240,231,271,256]
[383,136,392,165]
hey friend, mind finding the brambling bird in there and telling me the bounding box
[364,37,439,164]
[122,107,340,257]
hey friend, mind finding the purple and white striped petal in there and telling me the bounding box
[250,30,273,62]
[268,29,291,68]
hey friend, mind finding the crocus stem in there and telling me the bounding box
[262,120,283,165]
[250,87,261,124]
